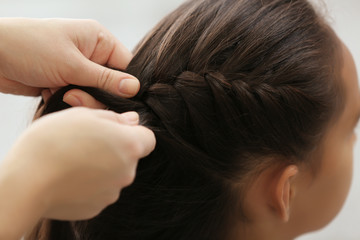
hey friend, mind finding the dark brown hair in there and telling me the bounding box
[28,0,343,239]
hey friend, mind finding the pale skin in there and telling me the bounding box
[230,41,360,240]
[0,18,156,239]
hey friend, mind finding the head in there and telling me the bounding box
[29,0,359,239]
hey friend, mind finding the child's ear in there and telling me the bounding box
[269,165,299,222]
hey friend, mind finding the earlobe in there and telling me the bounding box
[273,165,299,222]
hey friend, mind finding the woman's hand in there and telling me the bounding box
[0,18,139,98]
[0,108,155,239]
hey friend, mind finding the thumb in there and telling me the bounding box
[70,56,140,97]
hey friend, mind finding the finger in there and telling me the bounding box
[71,57,140,97]
[33,104,45,121]
[41,89,52,103]
[89,31,133,69]
[122,125,156,159]
[63,89,106,109]
[91,109,140,126]
[0,77,41,96]
[92,109,156,157]
[106,38,133,69]
[49,87,60,95]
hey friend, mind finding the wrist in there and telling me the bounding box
[0,154,48,239]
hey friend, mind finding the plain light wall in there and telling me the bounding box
[0,1,359,239]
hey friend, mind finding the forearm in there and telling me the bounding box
[0,157,46,240]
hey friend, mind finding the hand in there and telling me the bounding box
[0,108,155,239]
[0,18,139,98]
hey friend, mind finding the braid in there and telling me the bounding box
[41,65,321,165]
[30,0,343,239]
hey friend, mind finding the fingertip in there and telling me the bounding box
[63,89,106,109]
[49,87,60,95]
[41,89,52,103]
[134,125,156,157]
[92,109,139,125]
[118,111,139,125]
[63,92,82,107]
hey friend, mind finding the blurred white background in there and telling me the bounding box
[0,0,359,239]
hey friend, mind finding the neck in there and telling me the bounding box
[227,220,296,240]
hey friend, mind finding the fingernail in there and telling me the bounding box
[121,111,139,124]
[118,79,140,96]
[63,94,82,106]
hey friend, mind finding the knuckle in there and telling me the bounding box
[107,191,121,205]
[85,19,100,27]
[89,205,106,218]
[122,168,136,187]
[97,68,113,91]
[125,138,144,160]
